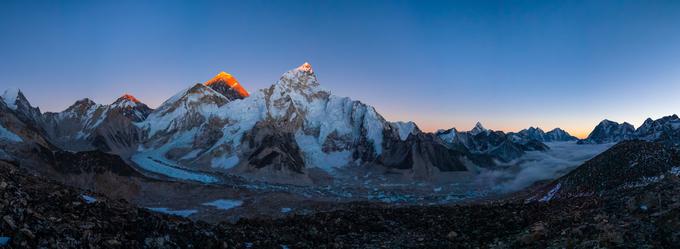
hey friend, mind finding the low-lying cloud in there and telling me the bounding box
[476,142,614,192]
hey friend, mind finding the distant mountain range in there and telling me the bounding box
[8,62,677,185]
[578,115,680,146]
[435,122,553,163]
[4,62,680,248]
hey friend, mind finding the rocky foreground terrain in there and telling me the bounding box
[2,141,680,249]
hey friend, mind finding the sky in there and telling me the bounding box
[2,0,680,138]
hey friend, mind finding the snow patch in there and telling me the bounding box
[295,132,352,172]
[1,88,19,110]
[363,107,384,155]
[622,175,664,189]
[438,129,457,143]
[670,166,680,176]
[202,199,243,210]
[539,183,561,202]
[180,149,202,160]
[393,121,416,141]
[211,155,240,169]
[81,194,97,204]
[0,124,22,142]
[147,207,198,217]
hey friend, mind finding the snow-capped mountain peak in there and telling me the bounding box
[69,98,97,109]
[437,128,458,143]
[297,62,313,73]
[392,121,417,141]
[277,62,321,92]
[511,126,577,142]
[60,98,100,119]
[109,94,152,122]
[139,83,230,138]
[528,126,545,133]
[204,71,250,100]
[161,84,227,109]
[579,119,635,144]
[470,122,488,135]
[2,88,22,110]
[634,114,680,142]
[112,94,141,108]
[1,88,43,124]
[118,94,141,103]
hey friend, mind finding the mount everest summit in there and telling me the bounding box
[4,62,680,248]
[1,62,588,185]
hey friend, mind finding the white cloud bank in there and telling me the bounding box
[476,142,614,192]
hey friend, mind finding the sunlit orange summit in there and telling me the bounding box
[118,93,141,103]
[204,72,250,98]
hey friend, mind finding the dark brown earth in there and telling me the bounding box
[2,152,680,248]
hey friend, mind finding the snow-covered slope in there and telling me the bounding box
[436,122,549,163]
[0,123,22,143]
[42,94,152,152]
[1,88,20,110]
[469,122,489,135]
[133,63,476,183]
[577,115,680,146]
[545,128,578,141]
[578,119,635,144]
[42,98,109,150]
[392,121,416,141]
[510,127,577,142]
[109,94,152,122]
[634,115,680,145]
[0,96,54,159]
[1,88,43,126]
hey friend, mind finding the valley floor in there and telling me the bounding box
[1,159,677,249]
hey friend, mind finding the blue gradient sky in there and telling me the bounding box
[2,0,680,137]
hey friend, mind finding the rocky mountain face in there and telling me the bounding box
[204,71,250,100]
[635,115,680,147]
[578,119,636,144]
[5,63,606,185]
[40,94,153,153]
[0,63,499,186]
[579,115,680,146]
[0,160,220,248]
[510,127,577,142]
[436,122,549,163]
[134,63,482,183]
[0,93,54,164]
[3,67,680,248]
[531,140,680,202]
[1,89,43,127]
